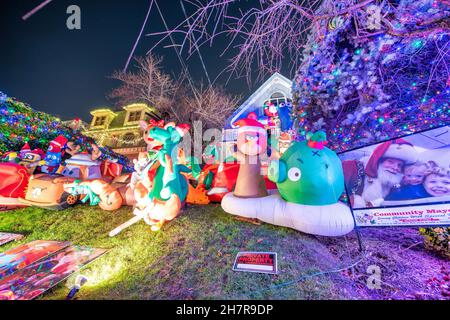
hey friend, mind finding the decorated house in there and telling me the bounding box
[83,103,156,160]
[221,72,293,160]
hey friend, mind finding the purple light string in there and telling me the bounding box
[22,0,53,21]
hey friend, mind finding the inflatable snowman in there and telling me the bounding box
[222,131,355,236]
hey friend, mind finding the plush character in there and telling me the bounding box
[40,135,68,174]
[263,103,278,127]
[268,131,343,205]
[19,143,32,159]
[277,102,293,132]
[18,148,45,174]
[64,179,123,211]
[264,102,278,118]
[139,119,166,152]
[129,152,155,190]
[222,131,354,237]
[133,123,191,231]
[232,112,268,198]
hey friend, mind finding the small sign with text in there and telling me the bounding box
[233,252,278,275]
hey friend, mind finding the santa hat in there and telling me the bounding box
[47,135,68,153]
[365,139,418,178]
[175,123,190,137]
[20,143,31,154]
[233,112,266,135]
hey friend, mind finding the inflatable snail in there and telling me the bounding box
[222,131,355,236]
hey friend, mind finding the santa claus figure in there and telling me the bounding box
[343,139,418,208]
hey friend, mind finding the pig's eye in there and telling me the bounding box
[245,134,258,141]
[288,167,301,182]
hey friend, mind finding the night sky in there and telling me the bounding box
[0,0,294,122]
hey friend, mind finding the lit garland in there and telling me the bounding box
[0,92,133,172]
[292,0,450,152]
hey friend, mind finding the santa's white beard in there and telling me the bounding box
[361,166,403,204]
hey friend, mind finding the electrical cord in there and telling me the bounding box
[245,251,366,298]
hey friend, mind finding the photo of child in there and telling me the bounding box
[340,125,450,208]
[385,162,430,201]
[423,165,450,197]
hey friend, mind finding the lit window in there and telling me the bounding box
[94,116,106,126]
[128,111,142,122]
[123,133,136,143]
[267,92,291,106]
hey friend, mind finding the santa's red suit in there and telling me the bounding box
[342,139,418,208]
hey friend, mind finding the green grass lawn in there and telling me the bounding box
[0,203,447,300]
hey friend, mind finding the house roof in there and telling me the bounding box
[224,72,292,129]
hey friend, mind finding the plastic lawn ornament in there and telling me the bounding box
[268,131,344,205]
[222,131,354,236]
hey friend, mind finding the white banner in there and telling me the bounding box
[353,202,450,227]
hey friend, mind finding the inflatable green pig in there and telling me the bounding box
[268,131,344,206]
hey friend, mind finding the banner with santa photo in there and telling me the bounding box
[339,126,450,227]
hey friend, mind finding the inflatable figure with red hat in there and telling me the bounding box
[233,112,269,198]
[0,143,45,210]
[342,138,418,208]
[18,144,46,174]
[40,135,68,174]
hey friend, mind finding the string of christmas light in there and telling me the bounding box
[292,0,450,152]
[0,92,133,172]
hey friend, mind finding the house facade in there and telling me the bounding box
[82,103,156,160]
[221,72,293,160]
[81,73,293,162]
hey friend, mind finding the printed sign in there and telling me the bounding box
[339,126,450,227]
[233,252,278,274]
[353,203,450,227]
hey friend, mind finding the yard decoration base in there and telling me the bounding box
[222,192,354,236]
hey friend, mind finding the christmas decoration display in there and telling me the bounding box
[232,112,269,198]
[139,119,166,152]
[263,102,279,127]
[17,146,45,174]
[292,0,450,152]
[64,179,123,211]
[61,153,103,180]
[19,175,81,210]
[222,132,354,236]
[0,163,30,209]
[277,102,294,132]
[110,122,191,235]
[0,92,132,171]
[269,131,344,205]
[40,135,68,174]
